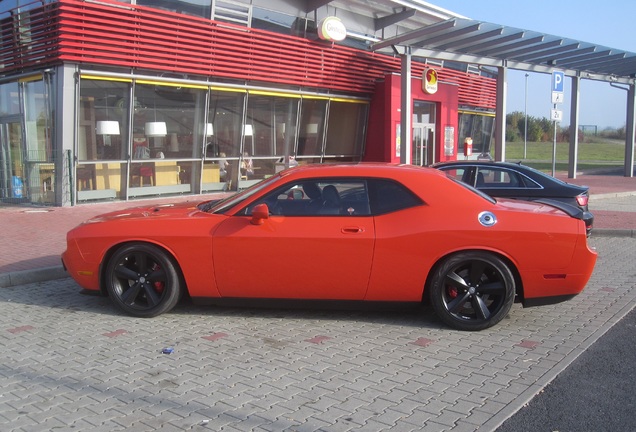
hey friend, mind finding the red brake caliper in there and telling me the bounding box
[152,264,164,292]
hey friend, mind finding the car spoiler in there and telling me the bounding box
[533,198,593,235]
[533,198,585,219]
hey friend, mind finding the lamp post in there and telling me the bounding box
[524,73,529,159]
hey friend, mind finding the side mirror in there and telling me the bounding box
[250,203,269,225]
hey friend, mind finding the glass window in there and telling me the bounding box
[368,179,423,215]
[0,82,20,115]
[129,159,195,198]
[77,162,126,203]
[459,113,495,156]
[136,0,210,19]
[476,168,533,188]
[206,89,245,159]
[325,101,367,157]
[133,82,207,161]
[205,89,246,191]
[23,78,55,204]
[413,101,436,124]
[439,167,470,184]
[246,180,370,217]
[245,94,299,157]
[23,79,49,161]
[252,7,295,33]
[77,78,130,202]
[298,98,326,157]
[78,79,130,161]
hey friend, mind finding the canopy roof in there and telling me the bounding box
[306,1,635,83]
[370,18,636,83]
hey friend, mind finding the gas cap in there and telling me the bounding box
[478,211,497,227]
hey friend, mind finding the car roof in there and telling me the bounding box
[281,162,448,179]
[432,160,528,169]
[432,160,589,192]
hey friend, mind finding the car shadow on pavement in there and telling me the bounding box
[1,275,527,332]
[171,297,446,330]
[0,276,449,329]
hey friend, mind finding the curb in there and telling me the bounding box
[591,191,636,200]
[591,229,636,238]
[0,266,68,289]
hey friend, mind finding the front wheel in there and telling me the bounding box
[104,243,182,317]
[429,251,516,331]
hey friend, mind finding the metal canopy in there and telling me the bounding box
[308,1,635,176]
[371,18,636,84]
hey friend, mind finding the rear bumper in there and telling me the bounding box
[521,238,598,303]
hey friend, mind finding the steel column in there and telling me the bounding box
[400,48,412,165]
[625,83,635,177]
[494,64,507,161]
[568,75,580,178]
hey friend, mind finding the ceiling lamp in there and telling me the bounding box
[145,122,167,137]
[95,120,120,135]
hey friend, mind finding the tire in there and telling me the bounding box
[104,243,182,318]
[429,251,515,331]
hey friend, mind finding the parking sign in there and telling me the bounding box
[552,71,564,93]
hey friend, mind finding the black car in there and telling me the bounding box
[432,160,594,233]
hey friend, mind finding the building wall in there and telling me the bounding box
[0,0,497,206]
[1,0,496,106]
[365,74,459,164]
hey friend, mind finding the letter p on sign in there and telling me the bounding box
[552,71,564,93]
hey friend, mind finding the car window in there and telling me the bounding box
[447,176,496,203]
[440,167,459,181]
[440,167,469,183]
[516,172,543,189]
[244,179,371,216]
[367,179,423,215]
[476,167,531,189]
[206,174,280,213]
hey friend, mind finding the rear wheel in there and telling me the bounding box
[104,243,182,317]
[430,251,515,331]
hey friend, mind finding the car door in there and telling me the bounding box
[212,179,375,300]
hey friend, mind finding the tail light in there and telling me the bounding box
[576,193,589,207]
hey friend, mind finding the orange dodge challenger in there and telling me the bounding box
[63,164,597,331]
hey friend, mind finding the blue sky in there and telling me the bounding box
[431,0,636,128]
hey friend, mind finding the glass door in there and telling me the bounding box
[412,123,435,166]
[0,117,26,202]
[412,100,436,166]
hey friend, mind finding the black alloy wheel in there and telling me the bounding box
[430,251,515,331]
[105,243,182,318]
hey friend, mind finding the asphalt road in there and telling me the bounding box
[495,307,636,432]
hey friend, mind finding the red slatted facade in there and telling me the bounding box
[1,0,496,109]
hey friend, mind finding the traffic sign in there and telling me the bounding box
[552,71,564,93]
[551,109,563,122]
[552,92,564,104]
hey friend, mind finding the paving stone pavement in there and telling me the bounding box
[0,236,634,432]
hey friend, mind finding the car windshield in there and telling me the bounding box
[198,174,282,213]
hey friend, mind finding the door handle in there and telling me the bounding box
[342,227,364,234]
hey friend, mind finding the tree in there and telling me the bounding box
[506,111,550,142]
